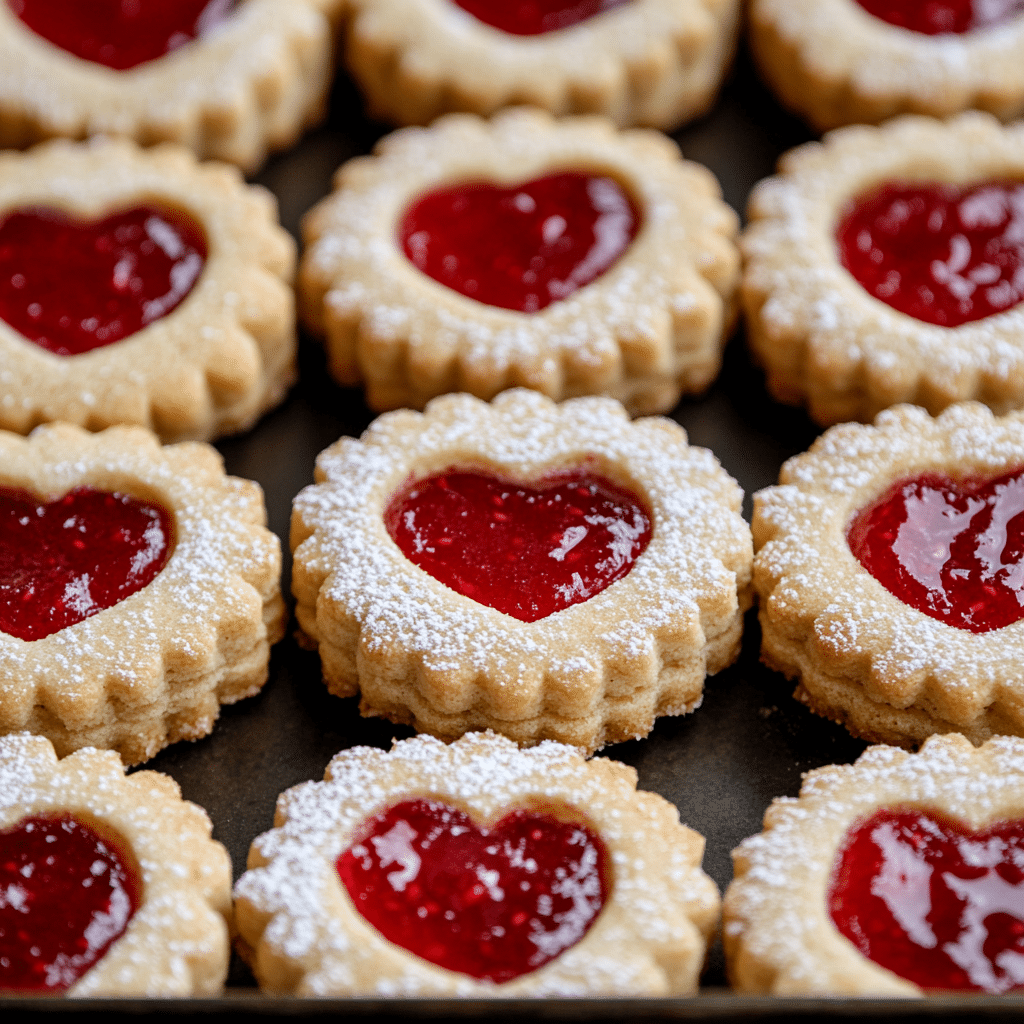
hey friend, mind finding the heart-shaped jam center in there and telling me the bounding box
[847,468,1024,633]
[399,172,640,313]
[8,0,234,70]
[338,798,607,982]
[0,205,206,357]
[452,0,631,35]
[383,469,651,622]
[0,814,140,992]
[829,807,1024,992]
[853,0,1024,33]
[0,485,173,641]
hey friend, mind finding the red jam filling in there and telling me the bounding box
[853,0,1024,34]
[383,469,651,622]
[0,485,173,642]
[451,0,631,35]
[837,180,1024,327]
[847,468,1024,633]
[7,0,234,70]
[828,807,1024,993]
[0,814,140,992]
[337,798,608,982]
[399,172,640,313]
[0,205,206,357]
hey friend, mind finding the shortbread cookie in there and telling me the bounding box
[0,0,332,173]
[0,137,296,442]
[753,401,1024,748]
[0,732,231,995]
[0,422,285,764]
[750,0,1024,132]
[340,0,740,130]
[235,731,720,996]
[743,113,1024,427]
[300,108,740,415]
[291,389,753,753]
[725,733,1024,995]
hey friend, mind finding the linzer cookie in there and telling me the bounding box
[0,732,231,995]
[0,0,332,172]
[743,113,1024,426]
[291,389,753,753]
[299,108,740,415]
[749,0,1024,132]
[724,733,1024,995]
[234,731,720,995]
[753,401,1024,748]
[0,137,296,442]
[0,422,285,764]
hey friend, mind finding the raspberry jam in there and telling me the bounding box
[847,468,1024,633]
[337,798,608,982]
[0,815,140,992]
[0,205,206,357]
[451,0,630,35]
[383,469,651,622]
[828,808,1024,992]
[7,0,234,71]
[0,485,173,642]
[853,0,1024,34]
[837,180,1024,327]
[399,172,640,313]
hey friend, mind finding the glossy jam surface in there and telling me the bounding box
[853,0,1024,34]
[0,815,140,992]
[7,0,234,70]
[847,468,1024,633]
[384,469,651,622]
[452,0,630,35]
[837,181,1024,327]
[0,205,206,357]
[399,172,640,313]
[0,486,173,641]
[338,798,607,982]
[828,808,1024,992]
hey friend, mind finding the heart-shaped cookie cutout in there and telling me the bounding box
[399,171,639,312]
[829,807,1024,992]
[337,798,607,982]
[0,814,140,991]
[852,0,1024,34]
[0,205,206,356]
[383,468,651,622]
[0,485,173,641]
[847,468,1024,632]
[452,0,631,35]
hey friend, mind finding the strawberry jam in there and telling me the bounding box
[338,798,608,982]
[383,469,651,622]
[7,0,234,71]
[847,468,1024,633]
[829,807,1024,992]
[451,0,631,35]
[0,485,173,641]
[0,814,140,992]
[853,0,1024,34]
[837,180,1024,327]
[0,205,206,357]
[399,172,640,313]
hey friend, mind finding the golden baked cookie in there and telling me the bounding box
[339,0,740,130]
[0,137,296,443]
[0,422,285,764]
[749,0,1024,132]
[234,730,720,996]
[0,732,231,995]
[753,401,1024,748]
[0,0,332,173]
[300,108,740,415]
[743,113,1024,427]
[291,388,753,753]
[724,733,1024,995]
